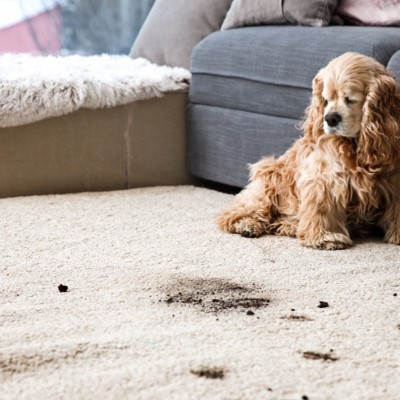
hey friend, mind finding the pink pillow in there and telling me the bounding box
[336,0,400,26]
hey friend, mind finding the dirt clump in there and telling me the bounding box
[58,284,68,293]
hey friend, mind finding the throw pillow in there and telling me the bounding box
[221,0,339,30]
[336,0,400,26]
[221,0,286,30]
[284,0,339,27]
[129,0,233,69]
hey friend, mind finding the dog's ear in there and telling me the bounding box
[357,72,400,172]
[302,69,325,141]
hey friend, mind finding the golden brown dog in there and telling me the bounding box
[217,52,400,249]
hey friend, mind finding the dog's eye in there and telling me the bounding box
[345,97,356,105]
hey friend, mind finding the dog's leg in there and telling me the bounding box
[269,215,298,237]
[297,173,352,250]
[217,177,273,238]
[217,152,300,238]
[379,176,400,244]
[380,207,400,245]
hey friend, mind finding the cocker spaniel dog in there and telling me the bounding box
[217,52,400,249]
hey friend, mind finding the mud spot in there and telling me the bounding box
[302,351,338,362]
[317,301,329,308]
[281,315,313,322]
[161,277,270,314]
[58,284,68,293]
[191,366,225,379]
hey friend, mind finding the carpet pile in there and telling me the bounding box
[1,186,399,399]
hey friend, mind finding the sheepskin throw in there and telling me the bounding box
[0,54,190,128]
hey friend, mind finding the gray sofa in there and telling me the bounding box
[187,26,400,188]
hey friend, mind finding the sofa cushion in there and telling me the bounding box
[283,0,339,27]
[190,26,400,119]
[129,0,233,69]
[222,0,338,30]
[190,73,310,121]
[221,0,286,30]
[336,0,400,26]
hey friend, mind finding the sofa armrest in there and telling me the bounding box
[388,50,400,81]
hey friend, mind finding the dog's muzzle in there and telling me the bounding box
[325,112,342,127]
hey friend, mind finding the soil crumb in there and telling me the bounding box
[58,284,68,293]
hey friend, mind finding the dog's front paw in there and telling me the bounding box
[217,212,266,238]
[300,232,353,250]
[232,217,266,238]
[384,230,400,245]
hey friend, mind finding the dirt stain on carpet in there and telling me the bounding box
[161,277,270,314]
[190,366,226,379]
[0,343,129,375]
[302,351,339,362]
[281,315,313,322]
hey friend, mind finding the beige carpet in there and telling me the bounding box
[1,186,399,400]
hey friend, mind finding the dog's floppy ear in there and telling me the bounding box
[357,71,400,172]
[302,69,325,141]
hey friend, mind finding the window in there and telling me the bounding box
[0,0,155,55]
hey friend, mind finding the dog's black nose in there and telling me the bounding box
[325,112,342,127]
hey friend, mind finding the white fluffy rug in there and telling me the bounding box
[0,54,190,127]
[1,186,399,400]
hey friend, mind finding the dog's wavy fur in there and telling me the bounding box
[217,52,400,249]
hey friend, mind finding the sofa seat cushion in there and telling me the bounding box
[190,26,400,120]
